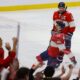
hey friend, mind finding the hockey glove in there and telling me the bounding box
[63,49,71,54]
[51,30,58,35]
[36,55,43,64]
[56,21,65,29]
[70,56,77,65]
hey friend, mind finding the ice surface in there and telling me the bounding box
[0,7,80,79]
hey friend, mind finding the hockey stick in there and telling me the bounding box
[16,23,20,57]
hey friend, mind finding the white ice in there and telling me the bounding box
[0,7,80,79]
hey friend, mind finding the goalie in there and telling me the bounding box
[36,31,77,68]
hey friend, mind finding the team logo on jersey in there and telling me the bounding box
[61,16,66,20]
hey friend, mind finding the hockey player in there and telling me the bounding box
[52,2,75,55]
[36,32,77,68]
[36,2,77,68]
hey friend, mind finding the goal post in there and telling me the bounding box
[16,23,20,57]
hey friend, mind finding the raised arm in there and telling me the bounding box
[61,64,73,80]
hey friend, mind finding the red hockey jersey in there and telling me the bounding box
[52,11,75,34]
[48,33,65,57]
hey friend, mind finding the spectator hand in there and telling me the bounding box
[68,64,74,69]
[0,37,2,48]
[12,37,18,45]
[5,42,11,51]
[78,69,80,78]
[32,63,45,70]
[61,65,65,74]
